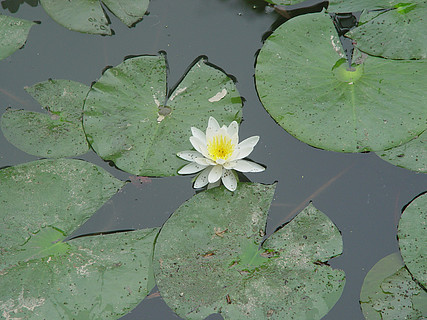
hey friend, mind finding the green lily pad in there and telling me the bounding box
[1,79,90,158]
[83,54,242,176]
[348,2,427,60]
[39,0,149,35]
[0,227,158,319]
[398,192,427,287]
[264,0,391,12]
[154,183,345,320]
[0,158,125,269]
[360,253,427,320]
[0,14,35,60]
[255,12,427,152]
[376,129,427,173]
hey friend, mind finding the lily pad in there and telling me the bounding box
[360,253,427,320]
[264,0,391,12]
[398,192,427,287]
[39,0,149,35]
[154,183,345,320]
[0,158,125,269]
[83,54,242,176]
[1,79,90,158]
[377,129,427,173]
[0,227,158,319]
[348,2,427,60]
[255,12,427,152]
[0,14,35,60]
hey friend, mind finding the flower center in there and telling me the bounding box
[207,134,235,162]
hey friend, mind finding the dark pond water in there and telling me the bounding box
[1,0,426,319]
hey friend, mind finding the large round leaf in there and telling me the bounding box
[0,228,158,319]
[83,55,242,176]
[398,192,427,287]
[0,14,35,60]
[40,0,149,35]
[348,2,427,60]
[154,183,345,320]
[1,79,90,158]
[255,12,427,152]
[265,0,393,12]
[360,253,427,320]
[376,129,427,173]
[0,158,125,268]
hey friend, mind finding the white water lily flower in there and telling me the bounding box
[177,116,265,191]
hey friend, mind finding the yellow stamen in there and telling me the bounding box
[207,134,234,161]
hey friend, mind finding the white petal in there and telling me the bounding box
[194,167,211,188]
[190,136,209,158]
[238,136,260,150]
[232,136,260,160]
[177,150,203,161]
[178,162,207,174]
[208,164,223,183]
[230,133,239,147]
[227,121,239,138]
[206,117,220,140]
[195,157,215,166]
[222,169,237,191]
[191,127,206,144]
[231,160,265,173]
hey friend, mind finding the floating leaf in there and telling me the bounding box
[255,12,427,152]
[398,192,427,287]
[377,130,427,173]
[360,253,427,320]
[0,14,35,60]
[83,54,242,176]
[39,0,149,35]
[102,0,149,27]
[348,2,427,60]
[0,158,125,269]
[0,228,158,319]
[264,0,390,12]
[1,79,90,158]
[154,183,345,320]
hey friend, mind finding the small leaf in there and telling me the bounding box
[398,192,427,287]
[0,228,158,319]
[154,183,345,320]
[102,0,149,27]
[39,0,150,35]
[40,0,111,35]
[0,14,35,60]
[83,55,242,176]
[0,158,125,270]
[360,253,427,320]
[1,79,90,158]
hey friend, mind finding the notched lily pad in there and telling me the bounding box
[40,0,150,35]
[83,54,242,176]
[1,79,90,158]
[398,192,427,287]
[0,228,158,319]
[154,183,345,320]
[377,129,426,173]
[348,1,427,60]
[0,14,35,60]
[0,158,125,269]
[255,12,427,152]
[360,253,427,320]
